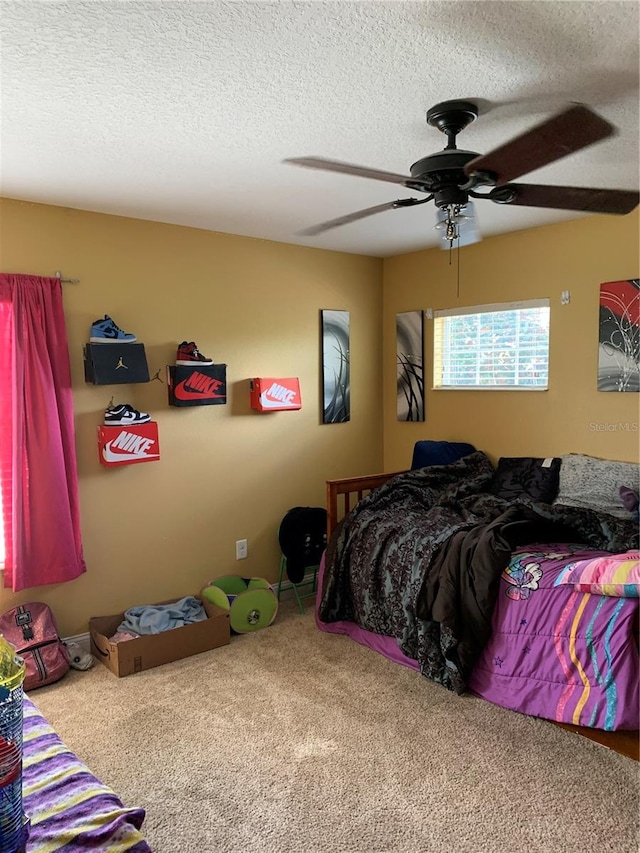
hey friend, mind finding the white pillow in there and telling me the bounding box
[554,454,640,519]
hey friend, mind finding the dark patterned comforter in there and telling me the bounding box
[318,452,638,693]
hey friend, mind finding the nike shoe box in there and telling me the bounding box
[84,342,150,385]
[250,377,302,411]
[89,595,230,678]
[167,364,227,407]
[97,422,160,467]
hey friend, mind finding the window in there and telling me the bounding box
[433,299,550,390]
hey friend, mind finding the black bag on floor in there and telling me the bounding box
[278,507,327,584]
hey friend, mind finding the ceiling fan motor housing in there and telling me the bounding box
[409,149,481,207]
[433,185,469,209]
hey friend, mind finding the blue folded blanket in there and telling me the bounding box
[117,596,207,635]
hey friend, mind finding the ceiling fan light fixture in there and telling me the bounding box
[433,206,472,228]
[434,202,480,249]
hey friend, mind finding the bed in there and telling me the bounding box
[20,696,151,852]
[317,447,639,740]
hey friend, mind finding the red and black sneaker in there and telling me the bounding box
[176,341,214,366]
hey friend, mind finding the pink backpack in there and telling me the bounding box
[0,602,70,690]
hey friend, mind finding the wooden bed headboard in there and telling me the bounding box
[326,471,406,539]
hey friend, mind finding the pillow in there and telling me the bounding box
[411,440,476,470]
[554,552,640,597]
[554,454,640,519]
[489,457,561,503]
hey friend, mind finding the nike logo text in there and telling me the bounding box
[103,430,160,463]
[175,371,225,400]
[260,382,299,408]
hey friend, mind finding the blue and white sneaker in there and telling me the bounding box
[104,404,150,426]
[90,315,137,343]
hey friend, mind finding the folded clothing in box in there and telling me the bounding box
[90,595,230,677]
[117,596,207,635]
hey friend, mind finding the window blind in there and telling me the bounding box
[433,298,550,390]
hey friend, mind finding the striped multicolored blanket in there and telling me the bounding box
[22,697,152,852]
[469,545,640,730]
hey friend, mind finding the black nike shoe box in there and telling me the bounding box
[167,364,227,407]
[84,343,150,385]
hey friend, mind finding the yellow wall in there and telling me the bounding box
[2,199,639,635]
[383,211,640,471]
[0,198,383,635]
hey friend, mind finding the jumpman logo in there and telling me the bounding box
[115,357,128,370]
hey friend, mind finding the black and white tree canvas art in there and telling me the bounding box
[322,310,350,423]
[397,310,424,421]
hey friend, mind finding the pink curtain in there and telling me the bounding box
[0,274,86,591]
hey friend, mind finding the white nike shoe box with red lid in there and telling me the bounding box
[167,364,227,407]
[250,377,302,412]
[97,422,160,467]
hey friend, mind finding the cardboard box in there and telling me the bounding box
[84,343,150,385]
[97,422,160,467]
[89,597,230,677]
[250,377,302,411]
[167,364,227,407]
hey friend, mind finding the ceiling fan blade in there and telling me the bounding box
[297,198,429,236]
[490,183,640,214]
[464,104,616,186]
[284,157,419,186]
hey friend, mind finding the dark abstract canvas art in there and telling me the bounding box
[598,279,639,392]
[322,310,350,423]
[396,310,424,421]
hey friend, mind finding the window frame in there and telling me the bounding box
[432,298,550,391]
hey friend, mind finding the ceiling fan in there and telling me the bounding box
[284,100,639,247]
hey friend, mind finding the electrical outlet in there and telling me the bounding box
[235,539,248,560]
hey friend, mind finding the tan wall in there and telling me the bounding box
[383,211,640,472]
[2,200,638,634]
[0,198,383,635]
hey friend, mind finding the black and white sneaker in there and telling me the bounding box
[104,404,151,426]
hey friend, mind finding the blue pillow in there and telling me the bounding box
[411,440,476,470]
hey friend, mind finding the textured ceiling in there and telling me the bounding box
[1,1,638,257]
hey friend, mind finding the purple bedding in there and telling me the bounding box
[468,544,639,731]
[316,545,640,731]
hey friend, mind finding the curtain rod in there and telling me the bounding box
[55,270,80,284]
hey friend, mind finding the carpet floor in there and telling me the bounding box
[31,602,639,853]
